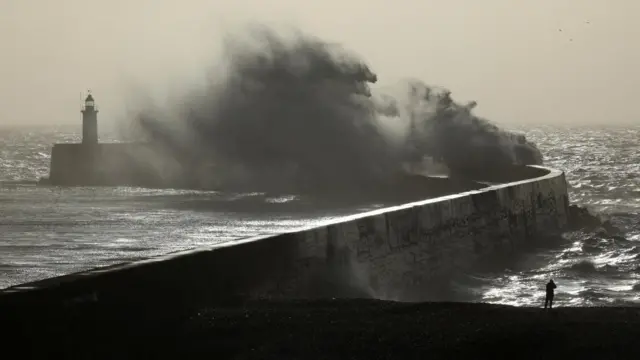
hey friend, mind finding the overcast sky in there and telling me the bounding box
[1,0,637,127]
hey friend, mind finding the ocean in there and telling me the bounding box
[1,124,638,307]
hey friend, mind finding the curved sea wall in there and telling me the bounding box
[0,165,569,306]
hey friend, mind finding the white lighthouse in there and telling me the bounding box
[81,92,98,144]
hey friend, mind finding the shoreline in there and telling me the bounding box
[5,299,640,359]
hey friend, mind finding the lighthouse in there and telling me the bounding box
[81,92,98,144]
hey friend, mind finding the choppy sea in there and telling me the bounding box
[1,124,638,307]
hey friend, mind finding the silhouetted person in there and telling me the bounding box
[545,279,557,309]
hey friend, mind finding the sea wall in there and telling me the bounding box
[49,143,184,187]
[1,165,569,306]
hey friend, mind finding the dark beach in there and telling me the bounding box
[4,299,640,359]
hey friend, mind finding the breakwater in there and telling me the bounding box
[48,143,185,187]
[0,165,568,306]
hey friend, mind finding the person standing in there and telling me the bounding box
[545,279,557,309]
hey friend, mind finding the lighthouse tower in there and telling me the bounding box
[81,92,98,144]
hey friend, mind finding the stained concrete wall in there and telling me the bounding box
[1,165,568,306]
[247,165,569,301]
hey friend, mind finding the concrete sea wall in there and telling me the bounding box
[1,165,569,306]
[49,143,184,187]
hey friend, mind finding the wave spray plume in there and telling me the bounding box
[125,26,543,194]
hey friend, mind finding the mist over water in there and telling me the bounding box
[125,26,543,193]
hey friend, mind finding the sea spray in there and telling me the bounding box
[124,26,543,193]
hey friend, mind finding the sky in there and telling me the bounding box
[0,0,638,127]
